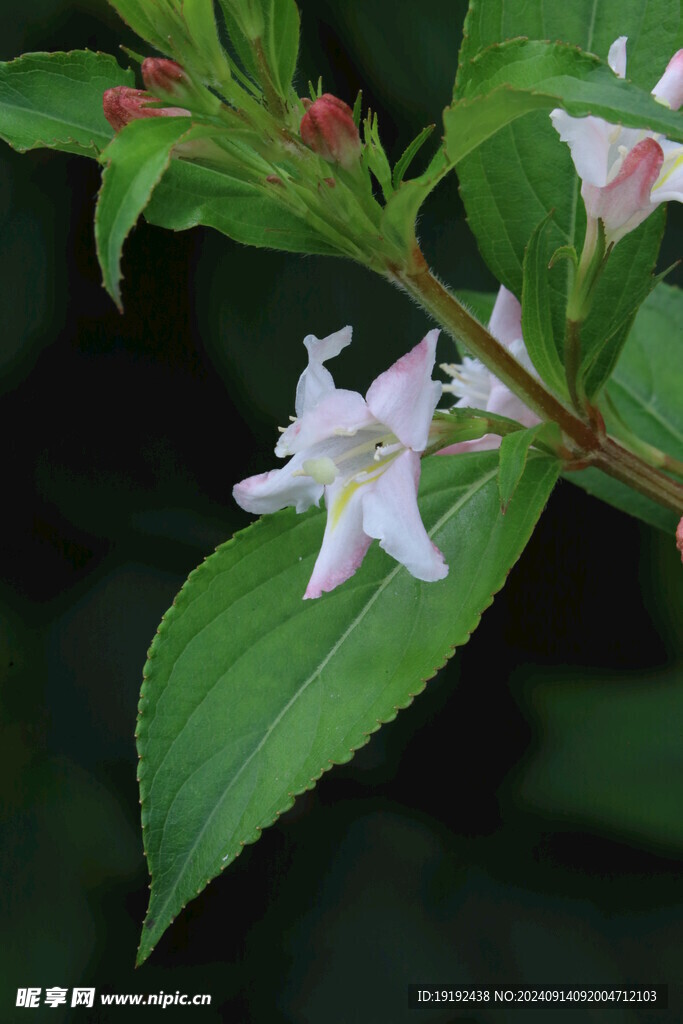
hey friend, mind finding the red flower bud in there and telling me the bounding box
[300,93,361,170]
[102,86,189,133]
[677,517,683,563]
[141,58,190,100]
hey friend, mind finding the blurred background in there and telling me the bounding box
[1,0,682,1021]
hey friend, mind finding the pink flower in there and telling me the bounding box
[300,94,361,170]
[102,86,189,133]
[233,327,448,598]
[438,286,539,454]
[550,38,683,245]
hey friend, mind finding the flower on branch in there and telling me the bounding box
[102,86,189,132]
[300,94,362,170]
[233,328,448,598]
[550,38,683,245]
[439,286,539,454]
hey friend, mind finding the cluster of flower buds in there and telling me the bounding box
[103,59,193,133]
[299,93,361,170]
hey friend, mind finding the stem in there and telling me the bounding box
[387,251,683,517]
[564,318,584,412]
[389,254,597,450]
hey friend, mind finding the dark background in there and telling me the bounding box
[1,1,682,1021]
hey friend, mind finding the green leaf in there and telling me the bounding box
[445,38,683,167]
[392,124,435,190]
[380,147,448,251]
[579,211,666,399]
[136,451,559,963]
[145,158,340,255]
[498,426,544,513]
[571,284,683,532]
[261,0,300,97]
[455,0,677,400]
[521,213,568,397]
[511,665,683,852]
[0,51,134,156]
[96,118,200,308]
[363,112,393,202]
[107,0,174,53]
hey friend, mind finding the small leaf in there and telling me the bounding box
[0,50,133,156]
[96,118,201,307]
[145,158,340,255]
[261,0,300,97]
[392,124,435,190]
[521,213,569,397]
[363,112,393,201]
[498,426,545,512]
[380,147,448,251]
[136,451,559,963]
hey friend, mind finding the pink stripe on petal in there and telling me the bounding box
[365,329,442,451]
[592,137,664,236]
[653,50,683,111]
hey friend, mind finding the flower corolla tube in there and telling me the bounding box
[233,328,448,598]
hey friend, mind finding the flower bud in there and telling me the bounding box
[141,58,190,99]
[300,94,361,170]
[102,86,189,133]
[677,517,683,564]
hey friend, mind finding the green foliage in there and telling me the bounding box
[521,214,568,397]
[145,158,340,255]
[0,51,133,156]
[136,451,559,962]
[217,0,300,98]
[363,111,393,201]
[497,426,544,513]
[446,38,683,164]
[391,124,435,190]
[572,285,683,532]
[455,0,677,401]
[96,117,201,308]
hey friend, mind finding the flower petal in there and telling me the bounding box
[653,49,683,111]
[304,478,371,598]
[550,109,612,187]
[233,452,323,515]
[488,285,522,349]
[651,139,683,202]
[589,136,664,241]
[365,329,442,451]
[607,36,628,79]
[362,449,448,582]
[276,388,376,457]
[294,326,353,417]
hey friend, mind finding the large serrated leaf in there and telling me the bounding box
[136,451,559,963]
[0,50,134,156]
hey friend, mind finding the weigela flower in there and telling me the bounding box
[439,286,539,454]
[233,327,448,598]
[300,94,362,170]
[550,38,683,245]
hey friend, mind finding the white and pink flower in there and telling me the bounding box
[439,286,539,454]
[233,327,448,598]
[550,38,683,245]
